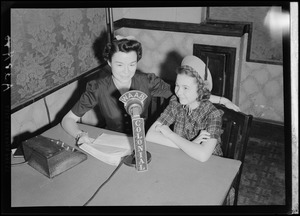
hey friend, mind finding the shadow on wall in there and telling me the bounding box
[11,129,48,150]
[159,50,183,83]
[143,51,183,130]
[92,30,109,65]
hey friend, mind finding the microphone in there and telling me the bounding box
[119,90,151,172]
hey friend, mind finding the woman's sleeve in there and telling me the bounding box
[206,109,224,140]
[71,80,99,117]
[147,73,173,99]
[156,95,178,126]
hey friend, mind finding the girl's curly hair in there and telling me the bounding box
[176,65,211,101]
[102,38,142,62]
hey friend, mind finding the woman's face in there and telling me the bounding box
[175,74,199,109]
[108,51,138,83]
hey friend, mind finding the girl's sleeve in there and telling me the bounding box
[156,95,178,126]
[206,109,224,140]
[71,80,99,117]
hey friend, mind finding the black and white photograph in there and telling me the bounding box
[1,1,298,215]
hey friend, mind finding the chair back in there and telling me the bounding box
[214,103,253,205]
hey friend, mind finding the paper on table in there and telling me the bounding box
[79,133,132,166]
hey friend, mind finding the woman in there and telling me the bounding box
[145,55,224,162]
[61,36,237,146]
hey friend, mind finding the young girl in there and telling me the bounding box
[146,55,224,162]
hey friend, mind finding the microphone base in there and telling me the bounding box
[124,151,152,167]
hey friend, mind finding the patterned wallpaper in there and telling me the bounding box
[11,8,107,110]
[208,7,283,64]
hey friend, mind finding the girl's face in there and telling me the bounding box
[108,51,138,83]
[175,74,199,109]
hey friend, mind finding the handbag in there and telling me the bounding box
[22,135,87,178]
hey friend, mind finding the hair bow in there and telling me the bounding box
[115,35,136,40]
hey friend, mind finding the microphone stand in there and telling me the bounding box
[119,90,151,172]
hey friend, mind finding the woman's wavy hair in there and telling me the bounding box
[176,65,211,101]
[102,38,142,62]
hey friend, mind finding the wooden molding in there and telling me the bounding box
[114,18,249,37]
[250,118,285,142]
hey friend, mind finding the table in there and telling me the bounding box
[11,123,241,206]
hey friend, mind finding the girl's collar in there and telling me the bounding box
[182,100,209,116]
[182,105,193,116]
[182,103,199,116]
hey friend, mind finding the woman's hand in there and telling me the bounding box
[193,130,211,144]
[220,97,240,112]
[76,132,93,146]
